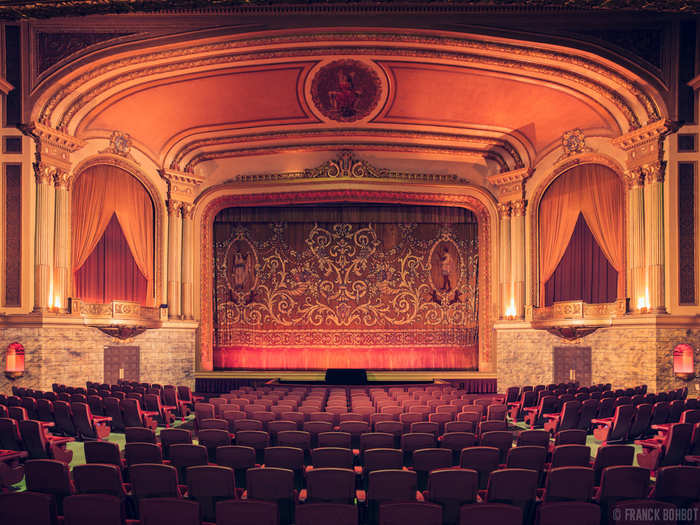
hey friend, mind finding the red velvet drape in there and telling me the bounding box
[73,214,148,304]
[544,213,618,306]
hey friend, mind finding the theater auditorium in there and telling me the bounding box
[0,0,699,523]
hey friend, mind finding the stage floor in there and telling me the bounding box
[194,370,498,393]
[195,370,496,382]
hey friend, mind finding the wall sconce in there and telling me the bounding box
[504,299,516,320]
[5,342,25,379]
[636,294,649,314]
[673,343,695,381]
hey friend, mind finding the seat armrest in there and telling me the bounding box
[298,489,307,503]
[591,418,613,427]
[415,491,424,502]
[355,489,366,504]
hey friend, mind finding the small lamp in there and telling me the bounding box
[5,342,25,379]
[673,343,695,381]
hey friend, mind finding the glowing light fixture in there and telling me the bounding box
[673,343,695,381]
[5,342,25,379]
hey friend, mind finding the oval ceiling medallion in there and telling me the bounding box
[308,59,384,123]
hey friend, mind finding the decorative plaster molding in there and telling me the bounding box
[229,150,462,185]
[510,199,527,217]
[159,168,205,204]
[557,128,592,162]
[38,31,658,136]
[488,167,532,201]
[98,131,136,161]
[172,128,521,173]
[612,119,679,171]
[497,202,511,219]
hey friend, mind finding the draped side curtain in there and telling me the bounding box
[72,165,155,305]
[539,164,624,304]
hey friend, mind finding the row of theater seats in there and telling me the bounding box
[9,492,683,525]
[1,382,200,436]
[6,455,700,525]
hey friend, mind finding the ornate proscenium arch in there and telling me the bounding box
[28,27,667,179]
[196,157,495,373]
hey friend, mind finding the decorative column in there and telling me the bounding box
[20,122,85,313]
[181,204,194,320]
[497,202,512,318]
[53,170,72,311]
[159,168,204,320]
[510,199,527,318]
[167,200,183,319]
[625,168,646,312]
[613,120,677,314]
[34,164,56,311]
[488,167,531,317]
[644,161,666,313]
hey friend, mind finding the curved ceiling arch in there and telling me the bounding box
[30,27,669,177]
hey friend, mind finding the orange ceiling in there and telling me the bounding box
[81,59,617,160]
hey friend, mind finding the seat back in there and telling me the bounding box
[598,465,650,505]
[84,441,122,467]
[169,444,208,483]
[379,502,442,525]
[318,431,351,449]
[186,465,236,522]
[63,494,127,525]
[311,447,354,469]
[592,445,635,485]
[53,400,77,436]
[129,463,180,498]
[139,497,200,525]
[551,444,591,469]
[72,464,125,498]
[649,402,671,426]
[363,448,403,477]
[607,404,635,442]
[412,448,452,490]
[505,446,546,473]
[368,469,417,502]
[577,399,599,432]
[124,426,156,444]
[296,503,357,525]
[19,419,51,459]
[159,428,192,459]
[125,442,163,467]
[537,501,601,525]
[459,446,500,490]
[0,417,23,450]
[458,502,522,525]
[0,490,58,525]
[660,422,693,467]
[516,430,549,448]
[306,467,355,503]
[198,428,232,461]
[653,465,700,508]
[215,500,279,525]
[479,431,513,463]
[543,466,594,502]
[103,397,125,432]
[25,459,73,511]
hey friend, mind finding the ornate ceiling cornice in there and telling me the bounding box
[37,30,659,137]
[225,150,463,186]
[171,128,524,173]
[1,0,696,20]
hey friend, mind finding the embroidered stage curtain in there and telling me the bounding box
[74,214,148,304]
[213,204,479,370]
[72,165,154,305]
[539,164,624,304]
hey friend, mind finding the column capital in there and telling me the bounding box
[623,167,644,189]
[181,203,195,220]
[510,199,527,217]
[642,161,665,184]
[488,167,532,202]
[497,202,511,219]
[53,170,73,189]
[167,200,183,216]
[35,163,57,185]
[159,168,205,205]
[612,119,679,172]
